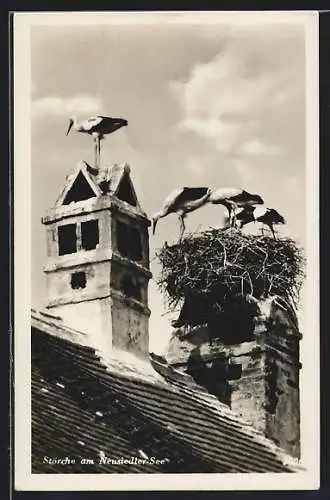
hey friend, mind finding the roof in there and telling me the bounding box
[50,160,146,217]
[90,162,130,195]
[31,310,301,474]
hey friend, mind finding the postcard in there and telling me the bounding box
[14,10,319,491]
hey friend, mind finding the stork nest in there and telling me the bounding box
[156,229,305,319]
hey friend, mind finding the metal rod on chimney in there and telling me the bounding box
[94,137,98,169]
[97,136,101,169]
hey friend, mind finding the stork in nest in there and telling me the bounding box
[152,187,212,240]
[208,188,264,228]
[236,205,286,239]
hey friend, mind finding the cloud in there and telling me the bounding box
[32,93,103,119]
[240,138,283,156]
[170,27,305,159]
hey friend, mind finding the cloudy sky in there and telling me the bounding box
[30,14,307,354]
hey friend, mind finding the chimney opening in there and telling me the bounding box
[116,221,142,261]
[226,363,242,380]
[121,274,142,301]
[81,219,99,251]
[71,271,86,290]
[58,224,77,255]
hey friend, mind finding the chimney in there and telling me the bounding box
[165,297,301,458]
[227,301,301,458]
[42,160,152,360]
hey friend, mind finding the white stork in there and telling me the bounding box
[208,188,264,228]
[66,115,128,168]
[236,205,285,239]
[152,187,212,240]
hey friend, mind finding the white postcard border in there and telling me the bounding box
[14,10,320,491]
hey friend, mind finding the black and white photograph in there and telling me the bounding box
[14,11,319,491]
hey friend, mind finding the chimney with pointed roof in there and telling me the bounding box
[42,160,152,360]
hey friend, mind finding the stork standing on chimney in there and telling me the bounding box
[66,115,128,168]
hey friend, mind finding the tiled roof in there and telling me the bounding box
[31,311,301,474]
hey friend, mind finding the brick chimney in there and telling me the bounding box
[228,304,301,458]
[165,296,301,458]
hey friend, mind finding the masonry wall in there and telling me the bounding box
[46,261,111,307]
[51,297,113,354]
[164,301,301,458]
[229,342,267,431]
[110,260,149,306]
[265,354,300,457]
[111,293,150,359]
[43,182,152,360]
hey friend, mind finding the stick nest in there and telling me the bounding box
[156,229,305,316]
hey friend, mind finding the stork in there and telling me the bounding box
[152,187,212,240]
[236,205,285,239]
[208,188,264,228]
[66,115,128,168]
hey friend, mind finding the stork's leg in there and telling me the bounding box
[226,207,233,229]
[232,212,237,228]
[231,204,239,228]
[269,224,276,240]
[179,215,186,241]
[228,204,238,228]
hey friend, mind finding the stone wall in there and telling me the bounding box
[164,298,301,458]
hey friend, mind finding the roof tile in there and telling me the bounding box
[31,315,301,473]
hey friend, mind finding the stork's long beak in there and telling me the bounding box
[152,217,158,235]
[66,120,73,136]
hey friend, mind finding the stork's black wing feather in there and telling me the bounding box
[229,190,264,205]
[177,187,209,203]
[236,206,255,223]
[229,190,251,203]
[163,187,209,215]
[258,209,285,224]
[98,116,126,122]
